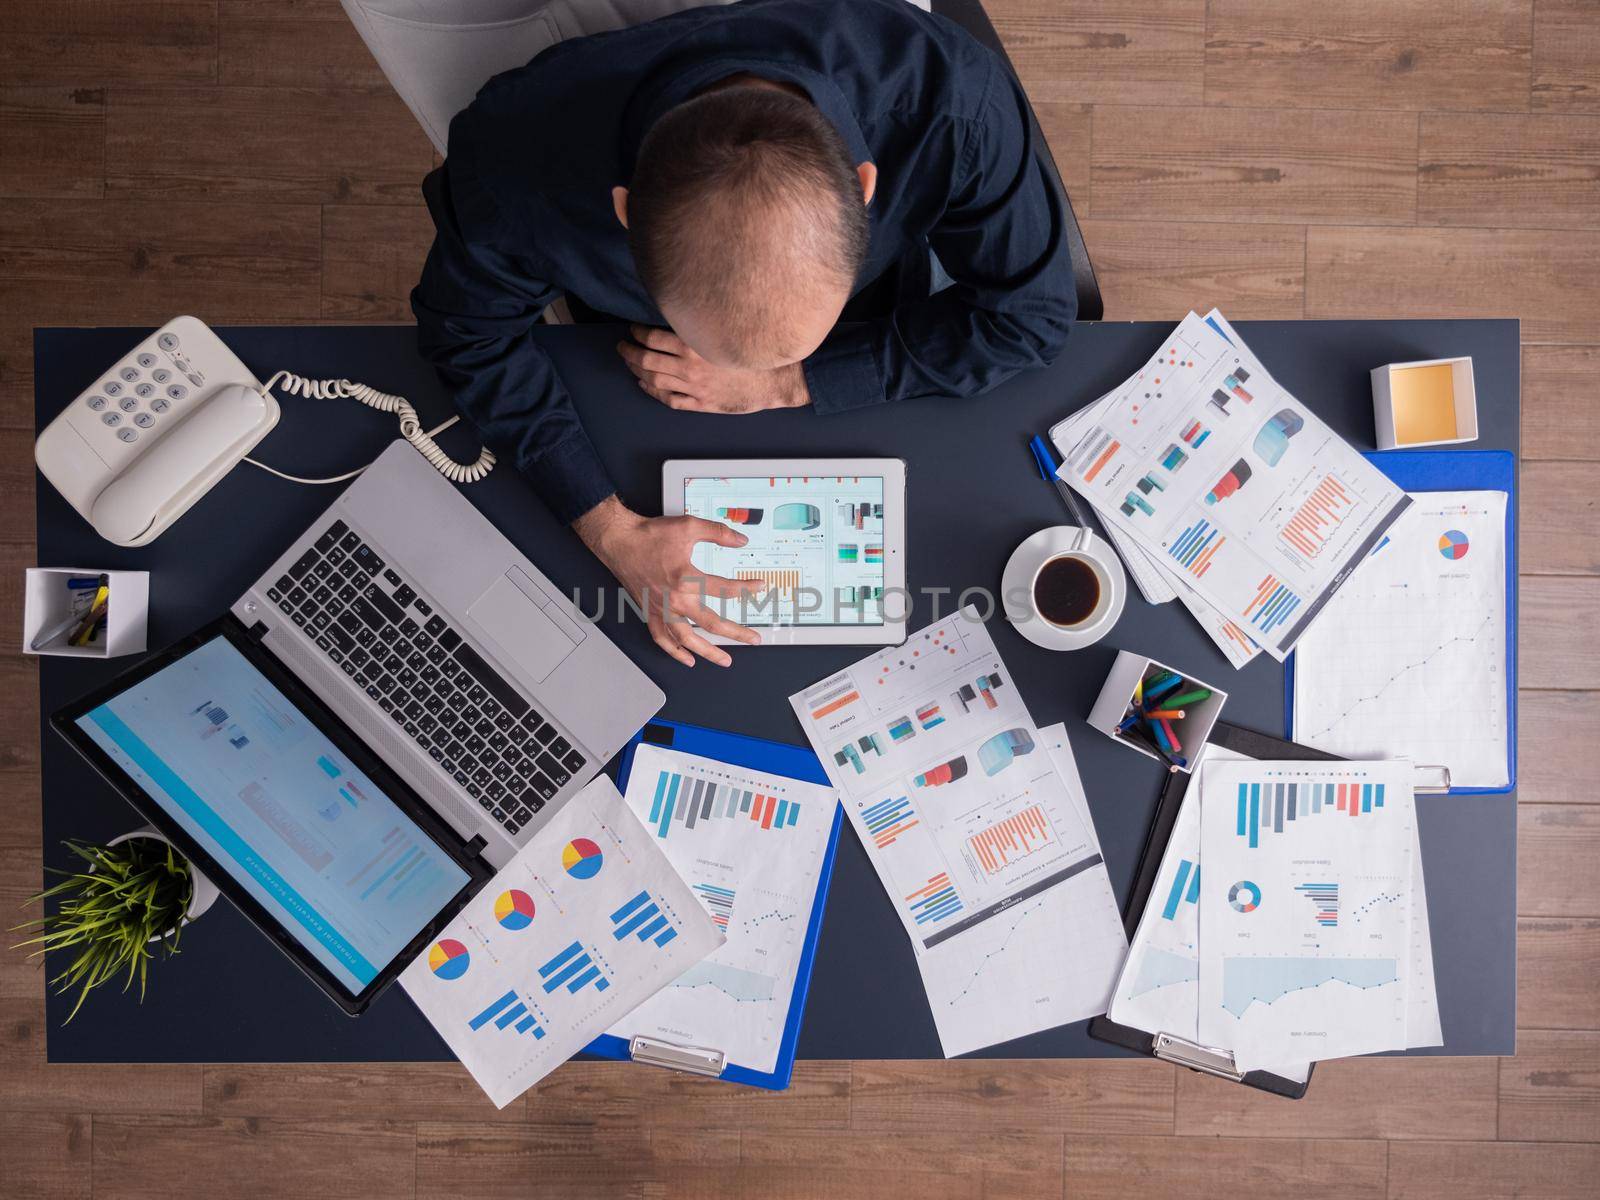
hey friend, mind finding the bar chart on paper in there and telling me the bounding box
[644,764,803,838]
[608,742,838,1077]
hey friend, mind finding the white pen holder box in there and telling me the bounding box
[23,568,148,658]
[1371,357,1479,450]
[1087,650,1227,772]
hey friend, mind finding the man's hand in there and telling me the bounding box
[574,495,764,667]
[618,325,811,414]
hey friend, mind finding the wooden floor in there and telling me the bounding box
[3,0,1599,1196]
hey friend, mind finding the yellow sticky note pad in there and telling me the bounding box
[1390,364,1458,444]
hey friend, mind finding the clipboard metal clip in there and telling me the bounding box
[1153,1033,1244,1082]
[628,1035,726,1078]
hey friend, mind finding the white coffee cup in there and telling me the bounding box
[1002,526,1127,651]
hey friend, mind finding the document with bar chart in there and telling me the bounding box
[1054,310,1410,660]
[1197,758,1420,1072]
[602,744,836,1074]
[909,723,1126,1057]
[791,609,1127,1055]
[1293,491,1509,788]
[400,776,722,1107]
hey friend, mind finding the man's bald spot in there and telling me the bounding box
[625,86,871,368]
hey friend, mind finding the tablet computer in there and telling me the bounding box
[52,617,491,1015]
[662,458,907,646]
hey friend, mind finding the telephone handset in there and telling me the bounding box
[34,316,494,548]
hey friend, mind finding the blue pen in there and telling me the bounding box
[1028,435,1093,528]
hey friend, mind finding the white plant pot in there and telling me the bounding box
[106,826,220,942]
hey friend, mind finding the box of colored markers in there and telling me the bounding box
[1087,650,1227,773]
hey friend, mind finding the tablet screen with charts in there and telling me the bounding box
[663,459,906,645]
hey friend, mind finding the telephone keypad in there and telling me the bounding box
[85,395,107,412]
[118,396,138,412]
[101,412,121,426]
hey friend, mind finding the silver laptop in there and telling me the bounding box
[230,440,664,868]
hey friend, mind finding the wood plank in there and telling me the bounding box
[1172,1055,1498,1140]
[1090,105,1417,225]
[0,1112,91,1200]
[1420,112,1600,230]
[738,1129,1064,1200]
[1519,578,1600,689]
[849,1059,1172,1136]
[1499,1029,1600,1141]
[1076,218,1305,321]
[1533,0,1600,112]
[1389,1140,1600,1199]
[1524,462,1600,573]
[106,86,432,205]
[1518,917,1600,1029]
[1307,226,1600,344]
[1519,804,1600,915]
[321,204,435,322]
[1204,0,1534,112]
[92,1116,416,1200]
[0,198,322,426]
[1524,345,1600,461]
[1061,1134,1385,1199]
[203,1063,523,1123]
[219,0,389,89]
[416,1123,739,1200]
[524,1059,851,1130]
[990,0,1206,107]
[0,2,217,87]
[0,87,105,200]
[0,433,37,536]
[0,998,205,1115]
[0,844,44,1002]
[1031,102,1092,205]
[1517,691,1600,804]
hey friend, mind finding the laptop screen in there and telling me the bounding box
[75,634,472,996]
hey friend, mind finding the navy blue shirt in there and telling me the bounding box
[412,0,1075,524]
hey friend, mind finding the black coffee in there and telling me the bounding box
[1033,555,1101,627]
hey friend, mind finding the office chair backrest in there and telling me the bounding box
[340,0,740,155]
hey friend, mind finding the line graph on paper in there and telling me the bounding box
[1292,492,1508,788]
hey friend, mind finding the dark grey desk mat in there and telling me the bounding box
[33,319,1518,1061]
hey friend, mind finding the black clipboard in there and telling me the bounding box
[1087,722,1343,1099]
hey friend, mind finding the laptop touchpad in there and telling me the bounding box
[467,569,577,684]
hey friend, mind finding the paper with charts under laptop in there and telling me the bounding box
[790,607,1127,1056]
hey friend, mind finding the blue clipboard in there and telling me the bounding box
[581,718,842,1090]
[1285,448,1517,794]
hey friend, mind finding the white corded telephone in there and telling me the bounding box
[34,316,494,547]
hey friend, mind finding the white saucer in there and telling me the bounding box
[1002,526,1127,651]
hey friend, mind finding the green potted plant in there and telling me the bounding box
[12,827,218,1021]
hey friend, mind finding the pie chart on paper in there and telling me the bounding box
[494,889,535,930]
[428,938,470,980]
[562,838,604,880]
[1438,529,1470,560]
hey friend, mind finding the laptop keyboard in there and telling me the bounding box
[264,519,586,836]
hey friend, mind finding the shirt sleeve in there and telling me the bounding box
[411,159,616,526]
[804,58,1076,414]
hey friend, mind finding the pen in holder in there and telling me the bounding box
[1087,650,1227,773]
[22,567,149,658]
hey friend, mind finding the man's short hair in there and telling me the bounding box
[627,87,867,353]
